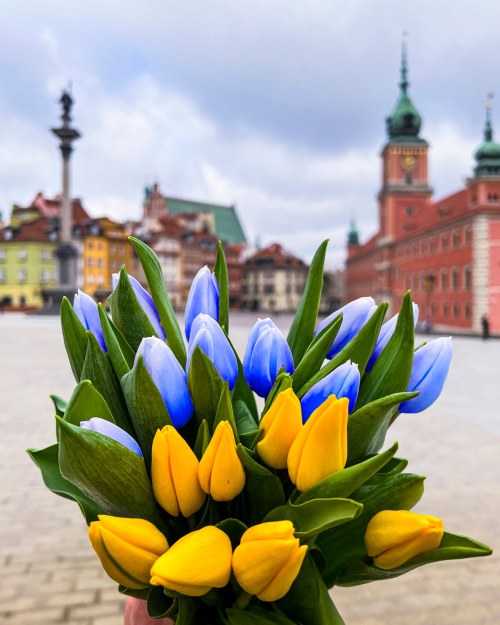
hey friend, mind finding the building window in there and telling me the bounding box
[110,245,116,255]
[97,242,103,250]
[18,248,27,261]
[87,258,93,267]
[452,268,460,291]
[429,238,435,253]
[430,302,437,318]
[465,226,472,244]
[40,249,51,261]
[406,206,415,216]
[465,303,472,319]
[18,268,27,283]
[443,302,449,317]
[441,234,449,250]
[0,269,6,283]
[97,275,104,285]
[405,172,413,185]
[464,267,472,290]
[453,303,460,318]
[452,230,461,248]
[441,269,449,291]
[40,269,49,283]
[97,258,104,268]
[0,248,6,261]
[263,284,275,294]
[87,241,94,249]
[421,240,428,254]
[119,245,125,255]
[87,274,94,284]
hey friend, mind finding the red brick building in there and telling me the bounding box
[345,47,500,334]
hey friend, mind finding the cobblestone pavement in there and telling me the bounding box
[0,313,498,625]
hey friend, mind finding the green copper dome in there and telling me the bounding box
[474,103,500,177]
[386,42,424,142]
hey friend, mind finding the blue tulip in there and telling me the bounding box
[135,337,194,428]
[185,266,219,340]
[73,290,107,351]
[243,318,294,397]
[187,313,238,390]
[316,297,376,359]
[399,337,453,413]
[301,360,360,422]
[112,273,166,341]
[365,303,419,372]
[80,417,143,457]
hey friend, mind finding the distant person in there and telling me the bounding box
[481,314,490,340]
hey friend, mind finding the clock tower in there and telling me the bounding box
[379,40,432,241]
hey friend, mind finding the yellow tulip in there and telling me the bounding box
[198,421,245,501]
[88,515,169,589]
[150,525,232,596]
[232,520,307,602]
[365,510,444,569]
[151,426,206,517]
[287,395,347,492]
[256,388,302,469]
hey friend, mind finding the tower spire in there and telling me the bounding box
[484,93,494,142]
[400,31,409,95]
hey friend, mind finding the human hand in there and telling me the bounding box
[124,597,175,625]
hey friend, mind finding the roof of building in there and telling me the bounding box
[245,243,306,269]
[386,42,426,145]
[13,192,92,226]
[474,103,500,177]
[165,196,247,245]
[1,216,58,243]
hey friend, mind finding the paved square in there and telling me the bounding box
[0,313,498,624]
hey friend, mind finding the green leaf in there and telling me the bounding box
[229,336,259,422]
[107,266,157,352]
[120,355,172,467]
[234,399,259,437]
[237,445,285,524]
[336,532,493,586]
[98,304,133,379]
[355,292,414,409]
[265,498,363,539]
[214,241,229,334]
[216,518,247,549]
[27,444,101,523]
[50,394,67,417]
[129,236,187,367]
[187,346,224,429]
[347,392,417,464]
[296,443,399,504]
[175,596,200,625]
[63,380,115,428]
[287,240,328,363]
[57,417,165,529]
[227,606,298,625]
[193,420,210,460]
[80,331,132,435]
[297,302,388,398]
[278,553,345,625]
[118,585,150,601]
[214,382,239,442]
[263,372,293,415]
[60,296,88,381]
[146,586,177,619]
[317,473,425,587]
[292,315,342,391]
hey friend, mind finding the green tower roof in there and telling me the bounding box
[474,99,500,178]
[386,40,425,144]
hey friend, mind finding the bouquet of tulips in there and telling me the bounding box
[29,238,491,624]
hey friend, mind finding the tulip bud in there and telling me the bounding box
[256,388,302,469]
[243,318,294,397]
[135,337,194,428]
[399,337,452,413]
[185,266,219,341]
[152,426,205,517]
[316,297,376,359]
[198,421,245,501]
[80,417,143,457]
[366,302,419,372]
[187,314,238,390]
[288,395,348,492]
[232,521,307,602]
[88,515,169,589]
[73,290,106,351]
[300,360,360,422]
[150,525,232,596]
[112,273,166,340]
[365,510,444,570]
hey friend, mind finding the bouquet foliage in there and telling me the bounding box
[29,238,491,624]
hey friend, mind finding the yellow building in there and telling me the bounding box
[83,217,134,296]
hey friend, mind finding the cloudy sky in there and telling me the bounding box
[1,1,499,266]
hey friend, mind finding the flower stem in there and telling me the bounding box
[187,515,197,531]
[234,590,253,609]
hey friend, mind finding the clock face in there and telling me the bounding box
[401,155,417,171]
